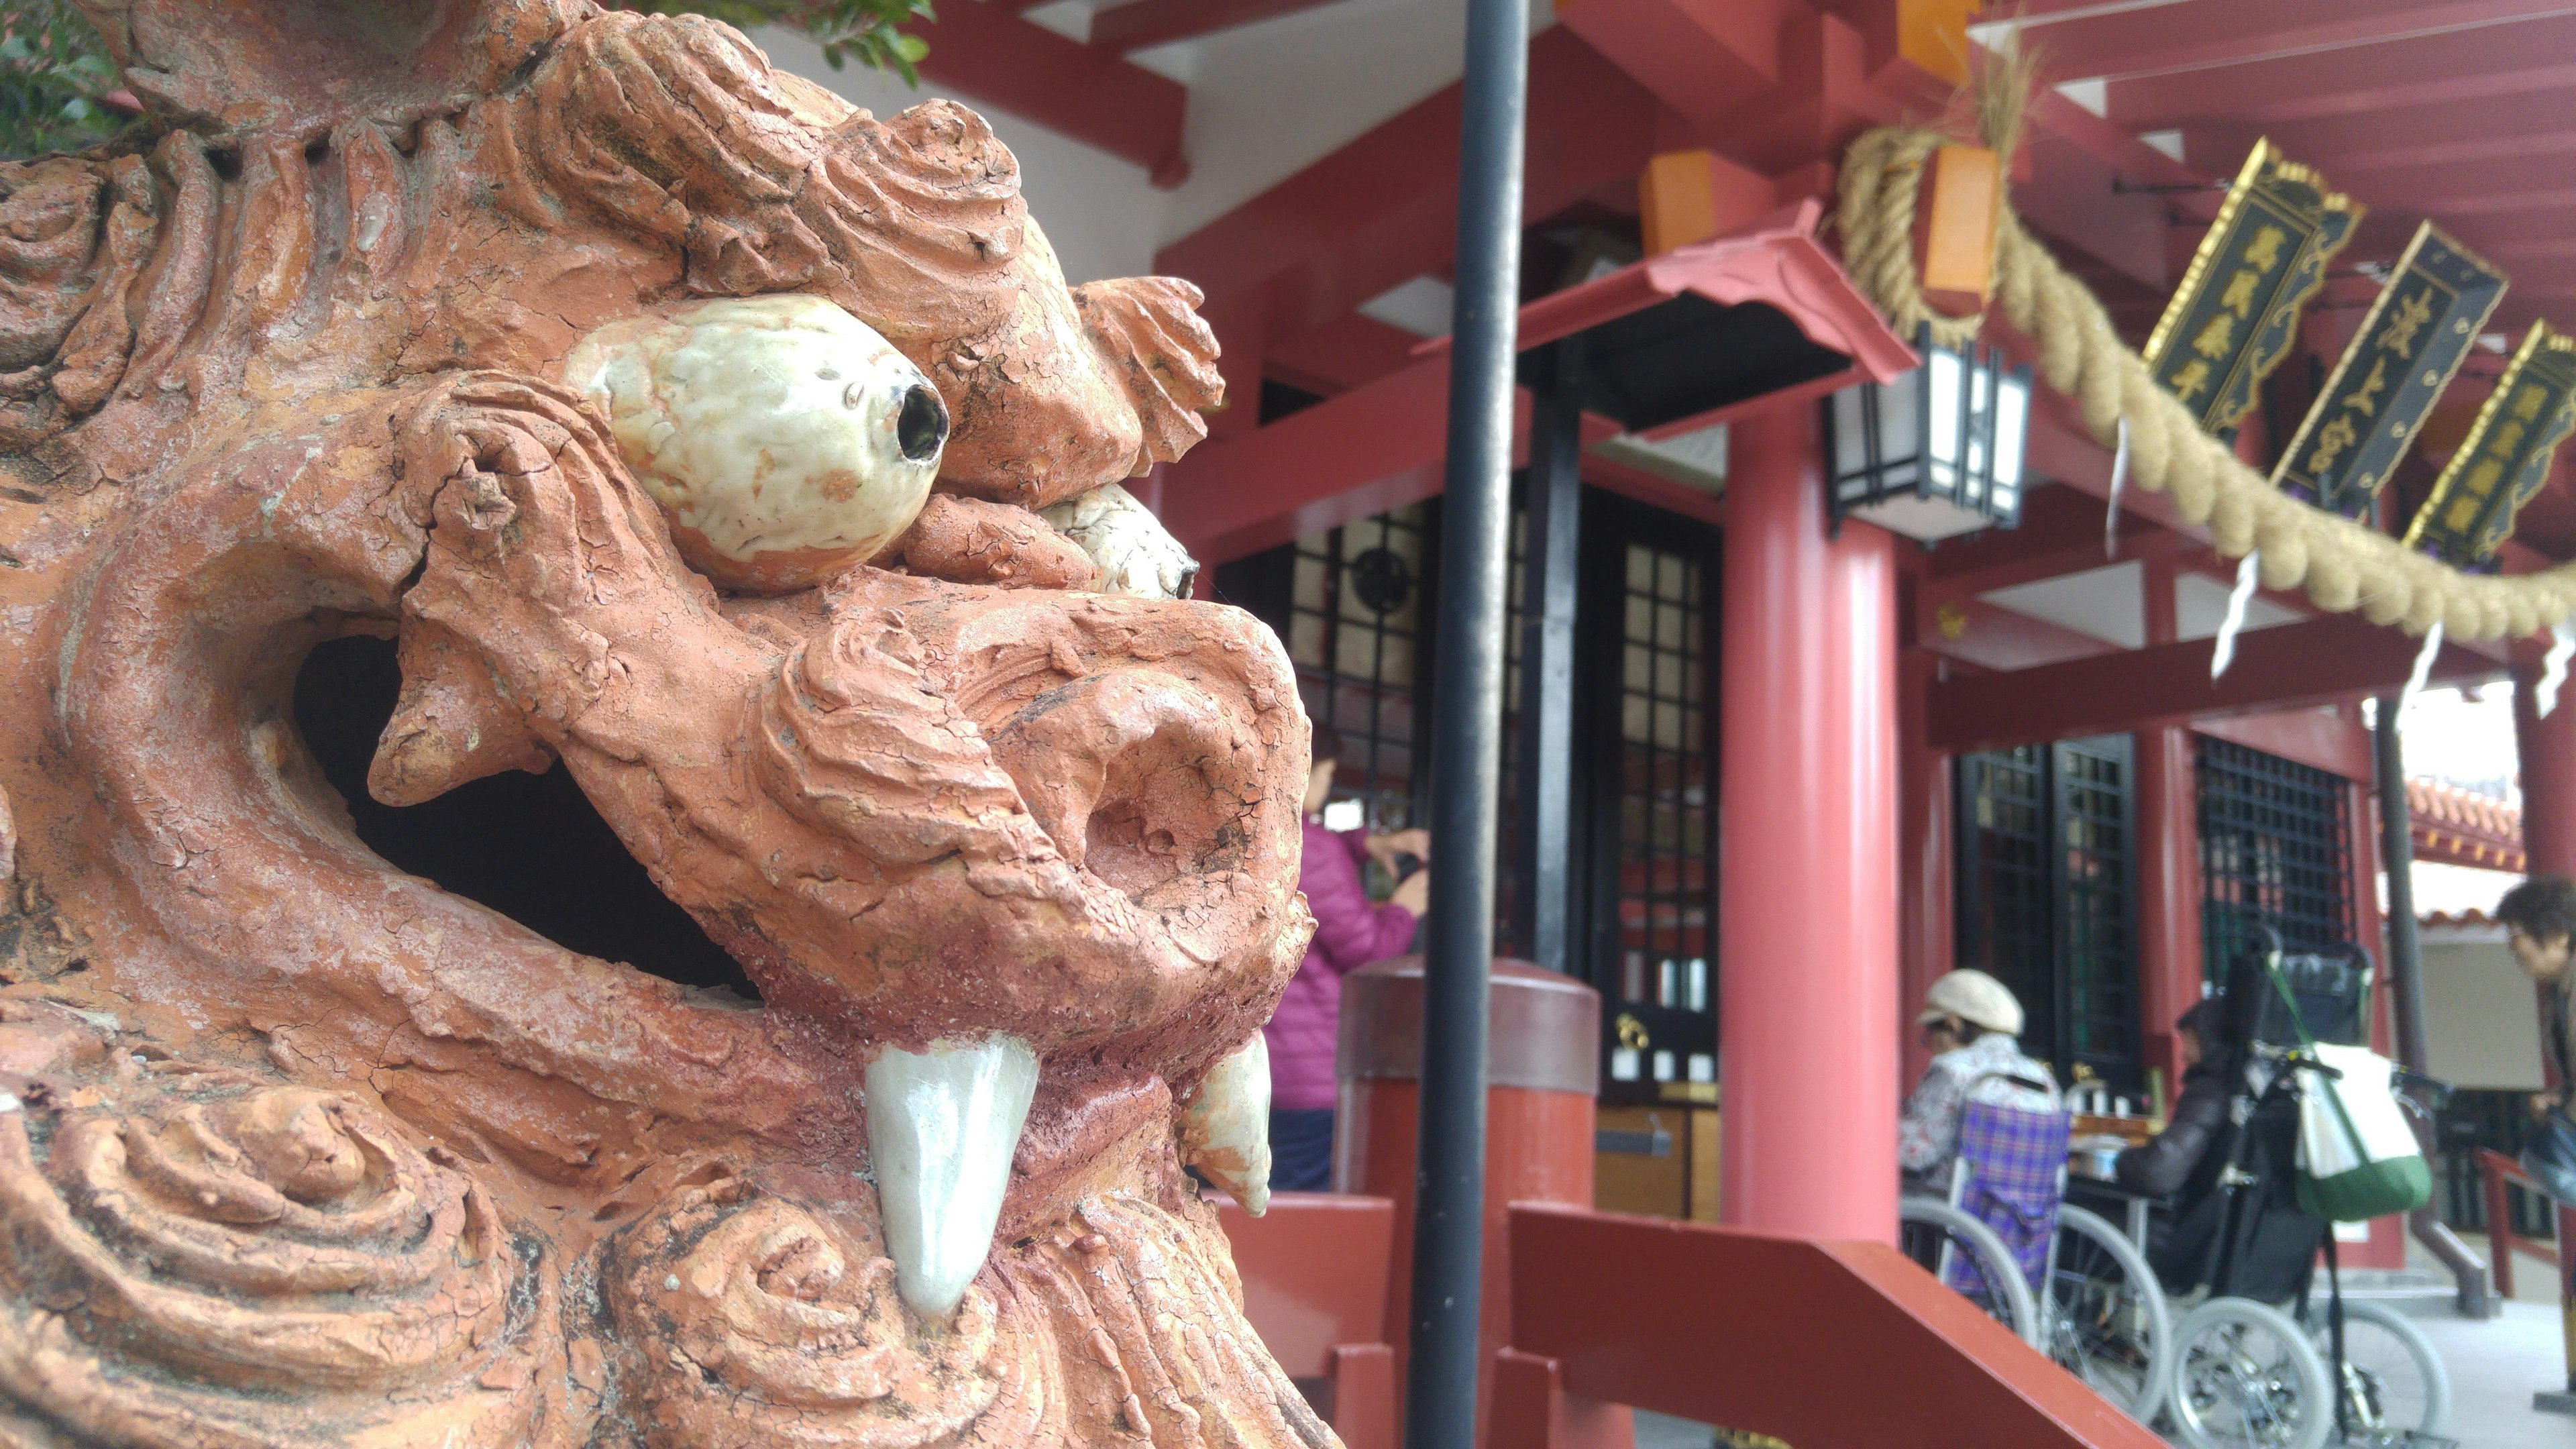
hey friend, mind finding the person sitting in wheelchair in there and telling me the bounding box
[2113,968,2330,1304]
[1900,969,2058,1195]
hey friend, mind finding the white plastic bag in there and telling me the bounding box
[2294,1043,2430,1221]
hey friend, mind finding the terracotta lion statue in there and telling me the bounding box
[0,1,1328,1444]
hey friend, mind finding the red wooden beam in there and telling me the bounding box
[1505,1205,2163,1448]
[1152,29,1657,332]
[2025,0,2576,83]
[2105,17,2576,130]
[1925,524,2199,607]
[915,0,1191,185]
[1263,314,1426,396]
[1552,0,1784,129]
[1927,614,2504,754]
[1157,357,1481,564]
[1922,486,2196,596]
[2182,87,2576,178]
[1089,0,1345,52]
[2194,123,2576,184]
[2011,90,2209,292]
[1921,596,2126,673]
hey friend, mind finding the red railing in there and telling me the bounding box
[1230,1194,2165,1448]
[2476,1147,2561,1300]
[1495,1204,2165,1449]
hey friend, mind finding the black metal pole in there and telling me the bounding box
[2375,693,2496,1317]
[1406,0,1525,1438]
[2373,696,2431,1069]
[1514,337,1584,975]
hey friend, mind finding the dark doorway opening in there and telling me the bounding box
[291,633,762,1002]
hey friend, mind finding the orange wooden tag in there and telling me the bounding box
[1915,142,2000,316]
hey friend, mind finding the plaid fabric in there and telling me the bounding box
[1944,1099,2071,1298]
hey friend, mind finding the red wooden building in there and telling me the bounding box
[769,0,2576,1438]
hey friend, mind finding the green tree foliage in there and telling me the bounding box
[1,0,130,161]
[0,0,935,162]
[635,1,936,83]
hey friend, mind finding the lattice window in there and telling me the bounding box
[2057,739,2138,1083]
[2197,737,2355,981]
[1955,739,2138,1087]
[1957,746,2053,1046]
[1285,508,1431,832]
[1603,540,1716,1097]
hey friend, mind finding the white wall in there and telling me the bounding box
[2420,926,2546,1089]
[759,0,1557,286]
[1140,0,1555,246]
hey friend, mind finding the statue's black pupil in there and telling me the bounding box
[898,386,948,464]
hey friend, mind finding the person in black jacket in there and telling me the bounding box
[2114,997,2229,1199]
[2116,987,2323,1300]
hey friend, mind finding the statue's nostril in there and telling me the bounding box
[989,670,1260,897]
[897,385,949,465]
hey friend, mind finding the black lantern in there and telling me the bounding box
[1823,325,2031,541]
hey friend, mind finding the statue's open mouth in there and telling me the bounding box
[246,375,1313,1328]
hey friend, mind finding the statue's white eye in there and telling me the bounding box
[564,295,947,596]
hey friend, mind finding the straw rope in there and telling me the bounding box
[1835,124,2576,643]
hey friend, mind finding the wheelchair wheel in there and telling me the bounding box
[2044,1204,2171,1422]
[2306,1298,2450,1444]
[2169,1297,2334,1449]
[1896,1197,2040,1348]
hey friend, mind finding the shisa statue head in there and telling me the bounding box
[0,1,1327,1444]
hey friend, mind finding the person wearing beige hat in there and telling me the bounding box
[1898,969,2058,1193]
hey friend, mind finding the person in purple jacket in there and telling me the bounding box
[1263,724,1430,1191]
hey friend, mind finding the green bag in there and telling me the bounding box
[2262,960,2432,1223]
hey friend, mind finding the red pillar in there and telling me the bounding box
[2133,727,2202,1099]
[1718,403,1900,1244]
[1898,639,1953,1089]
[2132,559,2200,1100]
[2513,672,2576,1391]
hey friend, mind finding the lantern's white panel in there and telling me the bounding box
[1992,372,2030,493]
[1878,370,1920,476]
[1982,561,2145,649]
[1847,493,1994,541]
[1925,349,1962,492]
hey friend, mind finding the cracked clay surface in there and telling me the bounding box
[0,2,1328,1444]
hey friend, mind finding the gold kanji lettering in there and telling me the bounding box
[2243,225,2290,272]
[2379,288,2434,358]
[2220,267,2263,317]
[2464,458,2505,497]
[2447,493,2481,531]
[2491,419,2528,458]
[2343,357,2389,418]
[2169,358,2212,402]
[2192,313,2235,362]
[2306,415,2361,475]
[2514,383,2551,423]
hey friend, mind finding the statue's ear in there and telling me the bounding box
[1071,276,1225,476]
[77,0,578,144]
